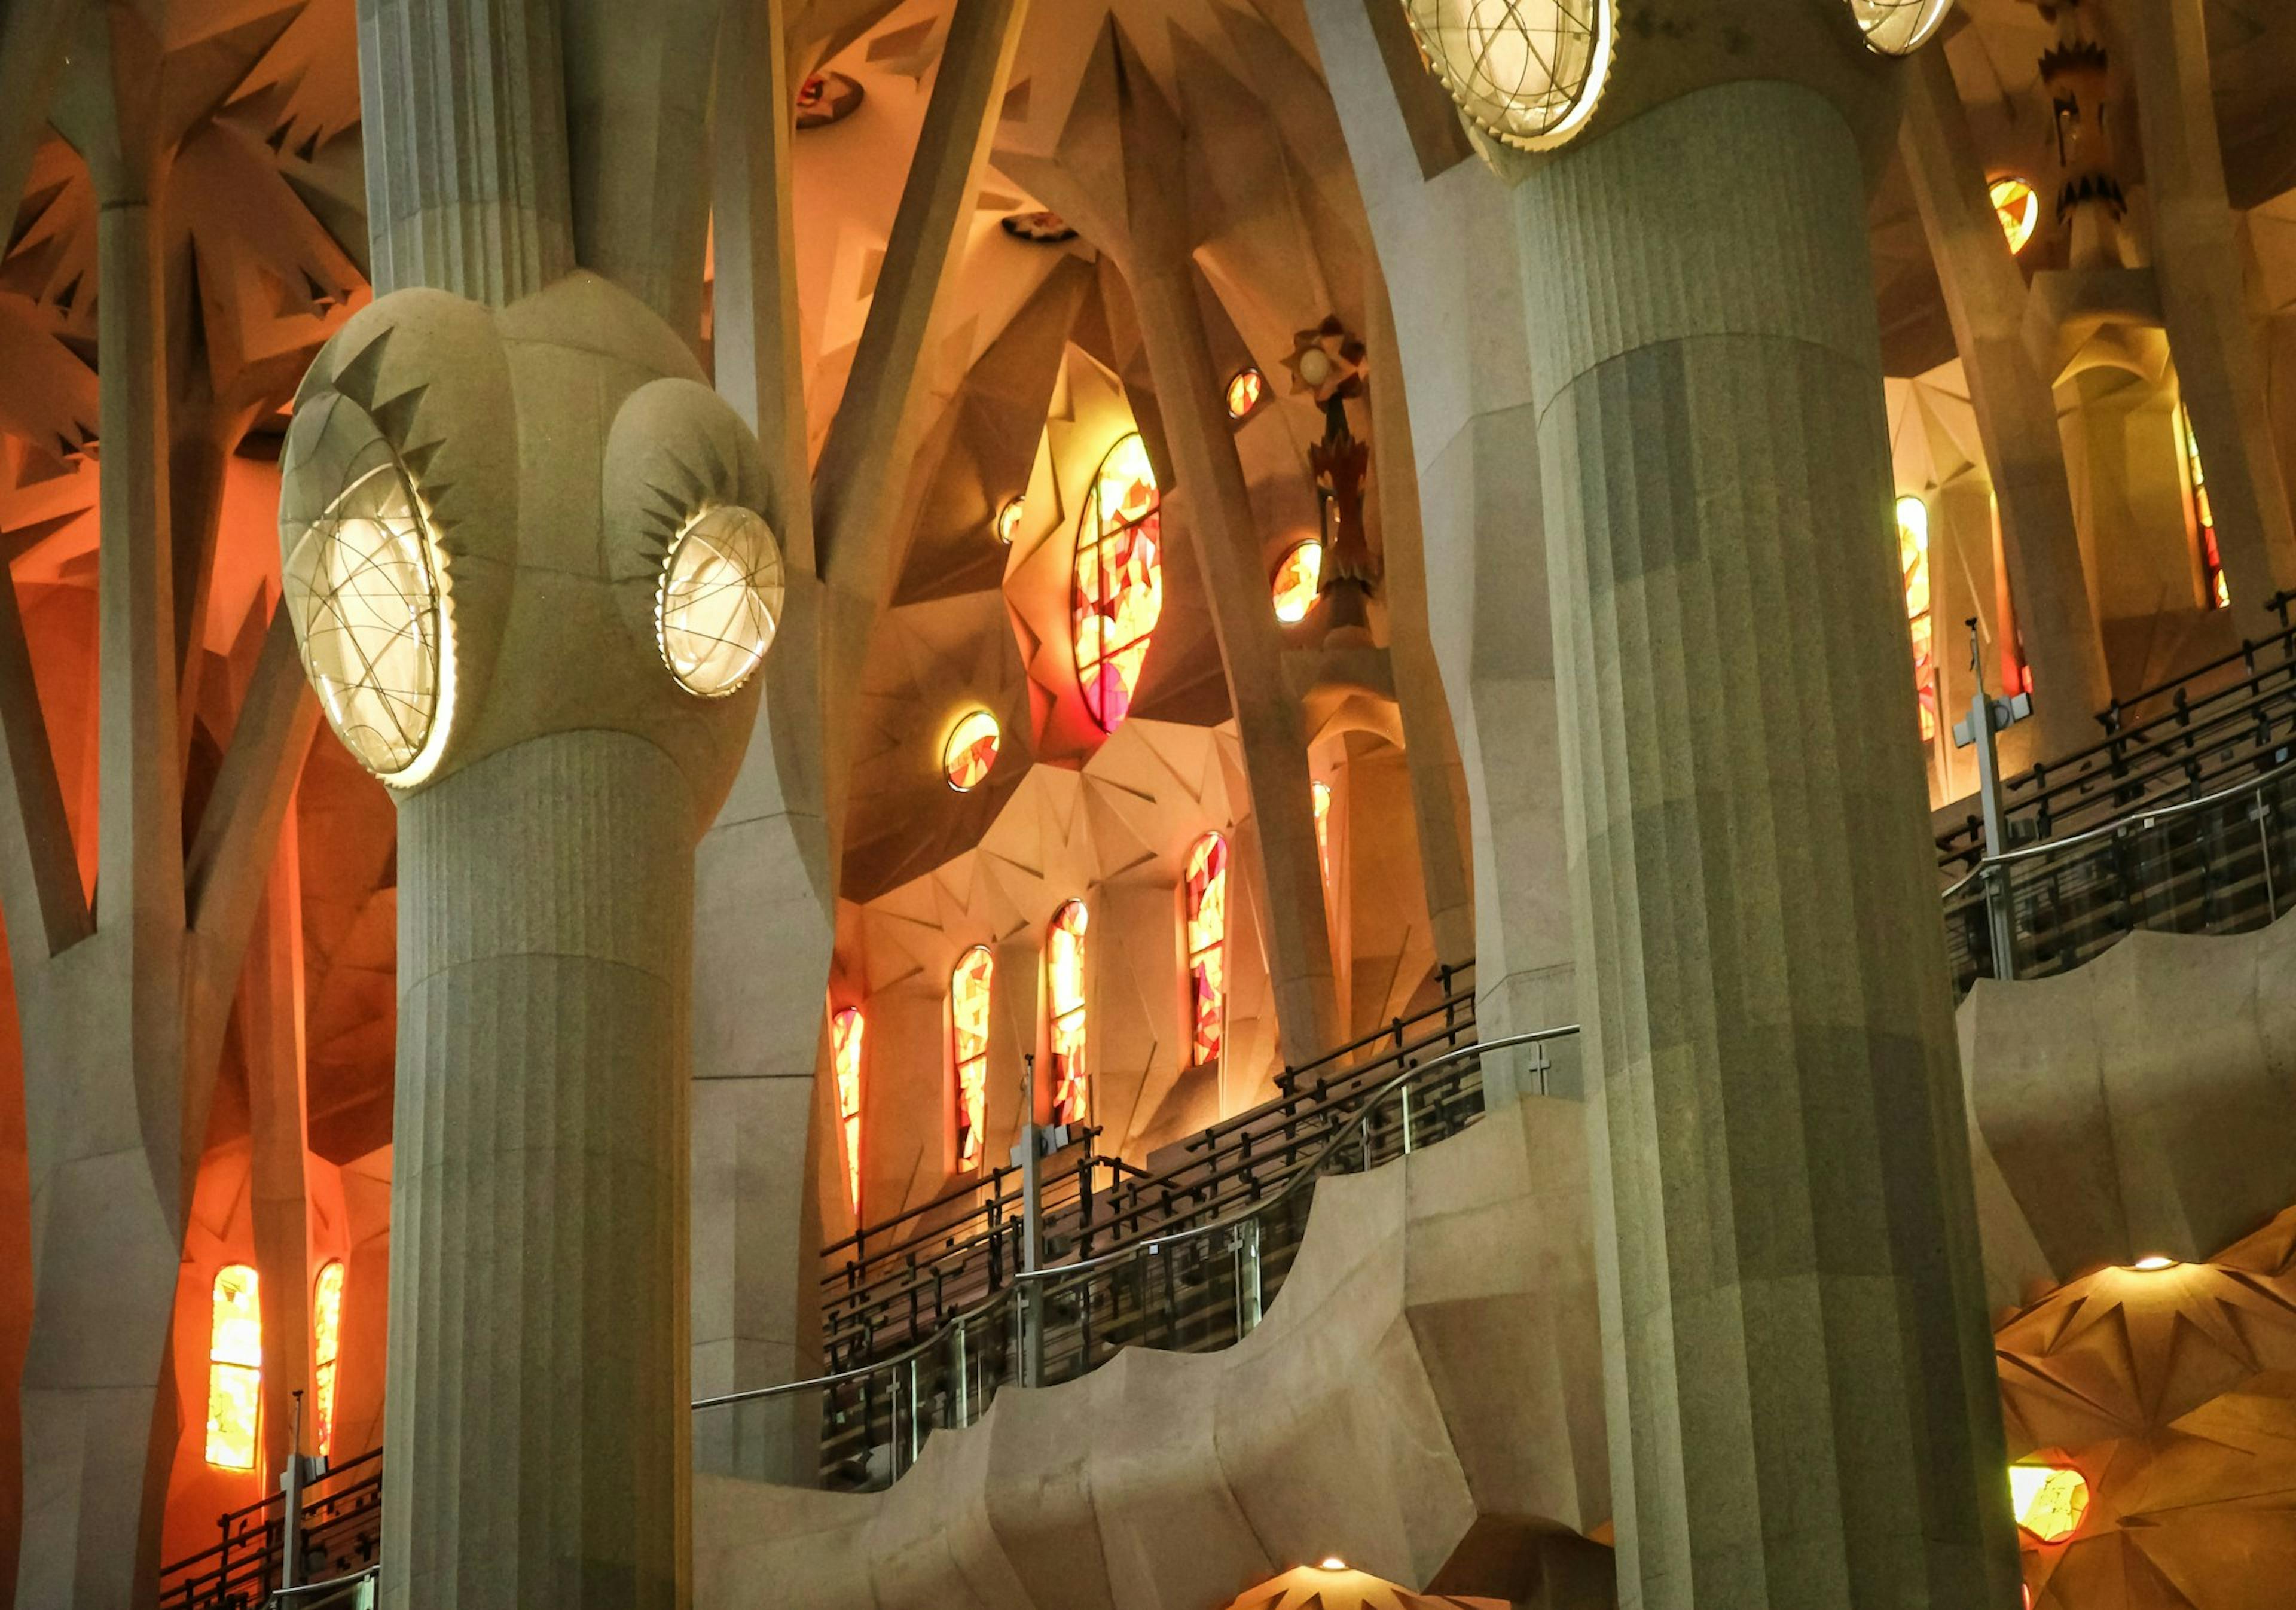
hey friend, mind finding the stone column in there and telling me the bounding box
[245,815,316,1478]
[1516,79,2020,1607]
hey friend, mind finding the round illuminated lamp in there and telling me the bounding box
[994,493,1025,545]
[2129,1254,2178,1271]
[1271,539,1323,624]
[283,445,454,786]
[1400,0,1616,152]
[656,505,784,697]
[1989,176,2039,254]
[1844,0,1954,56]
[1225,367,1266,419]
[944,709,1001,792]
[2009,1462,2089,1543]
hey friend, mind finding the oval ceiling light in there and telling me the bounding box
[657,505,783,697]
[1845,0,1955,56]
[944,708,1001,791]
[1401,0,1616,152]
[1989,176,2039,254]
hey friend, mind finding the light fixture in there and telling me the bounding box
[944,709,1001,792]
[1225,367,1265,419]
[2129,1254,2177,1271]
[1844,0,1955,56]
[1318,1557,1347,1572]
[1989,176,2038,254]
[1400,0,1616,152]
[994,493,1025,545]
[656,505,783,697]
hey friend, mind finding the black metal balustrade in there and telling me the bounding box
[156,1448,380,1610]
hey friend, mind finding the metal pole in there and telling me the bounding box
[1399,1083,1415,1156]
[1234,1218,1263,1337]
[2260,797,2279,922]
[280,1391,307,1590]
[1018,1052,1042,1388]
[1957,619,2022,981]
[906,1357,923,1467]
[949,1318,970,1427]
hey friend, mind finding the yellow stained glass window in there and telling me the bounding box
[944,709,1001,792]
[1184,834,1228,1065]
[1073,434,1164,731]
[1897,495,1937,742]
[2010,1463,2089,1543]
[1271,540,1322,625]
[1989,176,2039,255]
[832,1007,865,1215]
[1048,901,1089,1126]
[1225,368,1265,419]
[2181,406,2228,609]
[952,947,994,1169]
[206,1264,262,1471]
[313,1262,344,1462]
[1312,780,1333,888]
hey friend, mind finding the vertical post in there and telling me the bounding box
[948,1318,969,1428]
[905,1357,921,1468]
[1959,618,2023,980]
[1017,1053,1042,1388]
[280,1392,307,1591]
[1399,1082,1415,1156]
[2258,797,2277,921]
[1234,1218,1263,1337]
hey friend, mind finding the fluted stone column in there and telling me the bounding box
[1518,80,2019,1608]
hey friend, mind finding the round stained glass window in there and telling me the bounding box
[657,505,783,697]
[944,709,1001,791]
[994,494,1026,545]
[1989,176,2038,254]
[1073,432,1164,732]
[1845,0,1954,56]
[1401,0,1615,152]
[283,450,450,783]
[1271,540,1322,624]
[1225,368,1265,419]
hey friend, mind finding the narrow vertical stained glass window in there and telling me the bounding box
[1184,834,1228,1065]
[1312,780,1333,888]
[832,1007,865,1215]
[312,1262,344,1462]
[1897,495,1937,742]
[2181,406,2228,609]
[206,1264,262,1471]
[1048,902,1089,1126]
[1073,434,1164,731]
[952,948,994,1169]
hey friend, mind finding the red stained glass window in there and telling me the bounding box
[944,709,1000,791]
[1047,901,1089,1125]
[952,948,993,1169]
[1184,834,1228,1065]
[313,1262,344,1462]
[2182,407,2228,609]
[832,1007,865,1213]
[1897,495,1937,742]
[1073,434,1163,731]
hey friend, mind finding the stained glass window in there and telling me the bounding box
[313,1262,344,1462]
[1184,834,1229,1065]
[656,505,784,698]
[2010,1463,2089,1543]
[832,1008,865,1215]
[1989,176,2039,255]
[1312,780,1333,888]
[2181,407,2228,609]
[1225,368,1265,419]
[1073,434,1164,731]
[1048,901,1089,1126]
[1897,495,1937,742]
[944,709,1001,792]
[1271,541,1322,625]
[206,1264,262,1471]
[952,947,993,1170]
[994,495,1025,545]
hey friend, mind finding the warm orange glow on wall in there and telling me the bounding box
[1048,901,1089,1125]
[1225,367,1265,419]
[1312,780,1333,887]
[1897,495,1937,742]
[206,1264,262,1471]
[832,1007,865,1215]
[952,948,993,1169]
[2181,406,2229,609]
[943,709,1001,791]
[1073,433,1163,731]
[1271,540,1321,624]
[2010,1463,2089,1543]
[1184,834,1229,1065]
[1990,176,2039,254]
[313,1261,344,1461]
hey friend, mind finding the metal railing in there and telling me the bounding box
[157,1449,381,1610]
[267,1569,378,1609]
[1943,755,2296,995]
[693,1025,1579,1492]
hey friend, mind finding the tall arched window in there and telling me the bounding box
[1184,834,1228,1065]
[2181,405,2228,609]
[206,1264,262,1471]
[832,1007,866,1215]
[1048,902,1090,1125]
[1311,780,1333,889]
[1895,495,1937,742]
[1073,433,1163,731]
[952,948,994,1169]
[313,1262,345,1462]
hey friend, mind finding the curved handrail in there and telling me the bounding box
[689,1024,1579,1413]
[1941,750,2296,902]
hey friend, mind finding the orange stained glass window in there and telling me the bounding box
[1271,539,1322,625]
[1184,834,1229,1065]
[944,709,1000,791]
[952,947,994,1169]
[206,1264,262,1471]
[1225,367,1265,419]
[2010,1463,2089,1544]
[1989,176,2039,254]
[1048,901,1089,1126]
[832,1007,865,1215]
[2181,406,2228,609]
[1897,495,1937,742]
[1311,780,1333,887]
[1073,433,1164,731]
[312,1262,344,1461]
